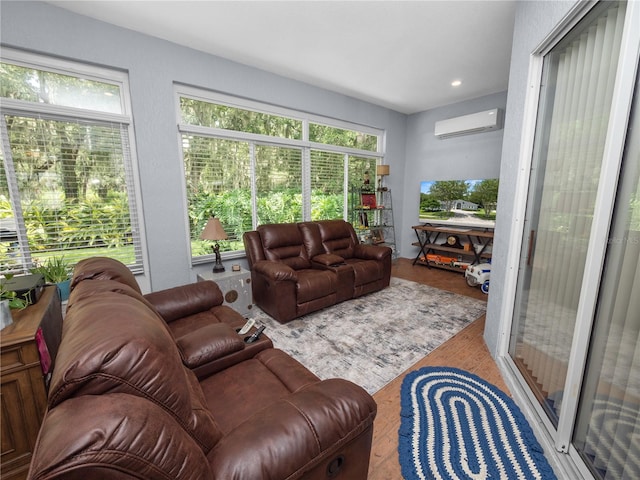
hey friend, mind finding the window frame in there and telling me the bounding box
[175,84,385,264]
[1,48,148,276]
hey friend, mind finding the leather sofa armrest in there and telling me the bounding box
[145,281,224,323]
[252,260,298,281]
[354,243,392,261]
[208,378,377,479]
[312,253,345,266]
[176,323,245,368]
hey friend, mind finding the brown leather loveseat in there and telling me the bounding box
[243,219,392,323]
[27,257,377,480]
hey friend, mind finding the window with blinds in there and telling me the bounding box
[1,51,143,274]
[177,87,384,261]
[310,150,345,221]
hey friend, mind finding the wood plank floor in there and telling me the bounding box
[367,257,509,479]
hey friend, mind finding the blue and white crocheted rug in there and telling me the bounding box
[399,367,557,480]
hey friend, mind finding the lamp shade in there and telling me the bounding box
[200,217,228,241]
[376,164,390,176]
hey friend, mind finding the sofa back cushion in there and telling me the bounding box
[316,220,359,259]
[48,290,222,452]
[257,223,311,270]
[70,256,141,294]
[29,393,212,480]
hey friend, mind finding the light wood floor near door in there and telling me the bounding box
[367,258,509,479]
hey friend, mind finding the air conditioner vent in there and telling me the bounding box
[434,108,503,139]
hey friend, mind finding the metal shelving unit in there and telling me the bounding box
[350,186,396,258]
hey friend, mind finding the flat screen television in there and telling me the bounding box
[419,179,498,228]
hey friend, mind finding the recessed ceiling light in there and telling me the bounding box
[451,80,462,87]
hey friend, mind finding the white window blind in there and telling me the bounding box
[1,51,143,274]
[1,114,142,272]
[310,150,345,220]
[181,134,251,253]
[255,144,303,225]
[176,86,384,261]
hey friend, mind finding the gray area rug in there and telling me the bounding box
[252,277,487,394]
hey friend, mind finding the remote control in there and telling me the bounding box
[245,325,266,343]
[238,318,255,335]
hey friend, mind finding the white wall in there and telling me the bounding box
[400,92,506,259]
[1,1,407,291]
[483,0,577,356]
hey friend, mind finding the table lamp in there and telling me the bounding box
[200,217,228,273]
[376,164,390,191]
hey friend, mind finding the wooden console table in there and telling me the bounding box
[412,224,494,273]
[1,286,63,480]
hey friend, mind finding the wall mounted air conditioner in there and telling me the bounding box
[434,108,503,139]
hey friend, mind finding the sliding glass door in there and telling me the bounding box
[508,1,639,477]
[572,67,639,480]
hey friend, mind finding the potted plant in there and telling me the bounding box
[1,275,29,329]
[31,256,73,301]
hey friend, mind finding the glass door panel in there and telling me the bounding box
[508,1,627,425]
[572,65,639,480]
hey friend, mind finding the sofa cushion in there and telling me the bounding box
[296,268,337,304]
[200,348,321,433]
[70,256,142,294]
[316,220,358,259]
[29,394,212,480]
[345,258,384,286]
[48,291,222,452]
[206,378,377,480]
[257,223,311,270]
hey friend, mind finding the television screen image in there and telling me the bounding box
[419,179,498,228]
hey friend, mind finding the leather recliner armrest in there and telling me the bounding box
[252,260,298,281]
[145,280,224,323]
[208,378,377,479]
[354,243,392,261]
[176,323,245,368]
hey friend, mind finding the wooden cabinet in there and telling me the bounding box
[1,286,62,480]
[412,224,494,273]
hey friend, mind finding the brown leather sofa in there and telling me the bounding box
[27,257,377,480]
[243,219,392,323]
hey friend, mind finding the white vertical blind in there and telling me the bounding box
[573,59,640,479]
[512,0,626,422]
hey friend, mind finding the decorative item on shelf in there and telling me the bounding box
[0,274,30,311]
[371,228,385,244]
[358,211,369,227]
[362,170,374,192]
[361,193,377,209]
[376,164,390,191]
[442,234,464,249]
[200,216,228,273]
[0,299,11,330]
[2,274,42,310]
